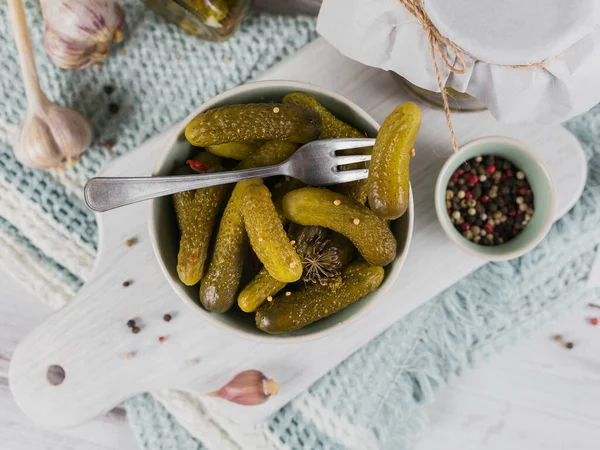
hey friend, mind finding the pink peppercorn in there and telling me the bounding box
[465,191,473,200]
[519,187,527,195]
[486,164,496,174]
[457,168,464,175]
[509,210,517,217]
[480,195,489,203]
[591,317,598,326]
[485,224,494,233]
[512,229,520,236]
[461,222,471,231]
[505,169,514,178]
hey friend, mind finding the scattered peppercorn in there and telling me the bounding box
[127,319,136,328]
[158,336,166,343]
[123,280,132,287]
[446,155,534,246]
[125,238,137,247]
[590,317,599,326]
[124,352,135,360]
[565,342,574,349]
[163,314,172,322]
[103,85,115,95]
[553,334,563,342]
[103,140,115,150]
[131,326,141,334]
[109,103,120,114]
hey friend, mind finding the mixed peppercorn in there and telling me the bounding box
[446,155,534,246]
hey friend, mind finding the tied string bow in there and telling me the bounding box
[397,0,549,152]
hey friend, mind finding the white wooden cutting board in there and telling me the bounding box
[9,38,587,428]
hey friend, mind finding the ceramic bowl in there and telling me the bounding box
[148,80,414,342]
[435,136,556,261]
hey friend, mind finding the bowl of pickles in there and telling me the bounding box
[149,81,418,341]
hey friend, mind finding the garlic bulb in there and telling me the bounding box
[8,0,92,169]
[205,370,280,405]
[40,0,125,70]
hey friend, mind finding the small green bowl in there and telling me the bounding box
[435,136,556,261]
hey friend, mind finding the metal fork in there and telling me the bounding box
[84,138,374,212]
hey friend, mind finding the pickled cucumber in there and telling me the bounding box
[271,177,305,224]
[238,141,299,170]
[283,92,365,139]
[242,184,302,283]
[237,267,286,313]
[282,92,371,204]
[256,261,384,334]
[282,188,396,266]
[334,180,370,205]
[368,102,421,219]
[173,154,227,286]
[207,141,262,160]
[200,141,299,313]
[185,0,228,25]
[174,168,228,286]
[185,104,322,147]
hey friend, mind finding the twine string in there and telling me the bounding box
[397,0,549,152]
[397,0,467,152]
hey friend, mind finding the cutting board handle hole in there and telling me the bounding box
[47,365,65,386]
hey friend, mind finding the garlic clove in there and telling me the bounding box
[41,0,126,70]
[14,105,92,170]
[44,104,93,162]
[14,115,63,169]
[205,370,279,406]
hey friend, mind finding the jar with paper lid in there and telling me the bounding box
[317,0,600,123]
[144,0,250,41]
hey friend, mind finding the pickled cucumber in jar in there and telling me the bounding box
[143,0,251,41]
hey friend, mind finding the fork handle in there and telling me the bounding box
[84,163,287,212]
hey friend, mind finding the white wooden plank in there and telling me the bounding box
[8,38,588,430]
[0,378,137,450]
[417,307,600,450]
[0,273,54,378]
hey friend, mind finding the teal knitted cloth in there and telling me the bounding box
[1,2,599,450]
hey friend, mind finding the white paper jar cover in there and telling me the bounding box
[317,0,600,124]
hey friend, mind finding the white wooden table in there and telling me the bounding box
[3,1,600,448]
[3,270,600,450]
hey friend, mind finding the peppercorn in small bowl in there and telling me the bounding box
[435,137,556,261]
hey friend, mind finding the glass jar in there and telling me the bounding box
[394,75,486,112]
[144,0,251,41]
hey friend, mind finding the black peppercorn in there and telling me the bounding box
[127,319,135,328]
[103,85,115,95]
[109,103,120,114]
[446,155,534,247]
